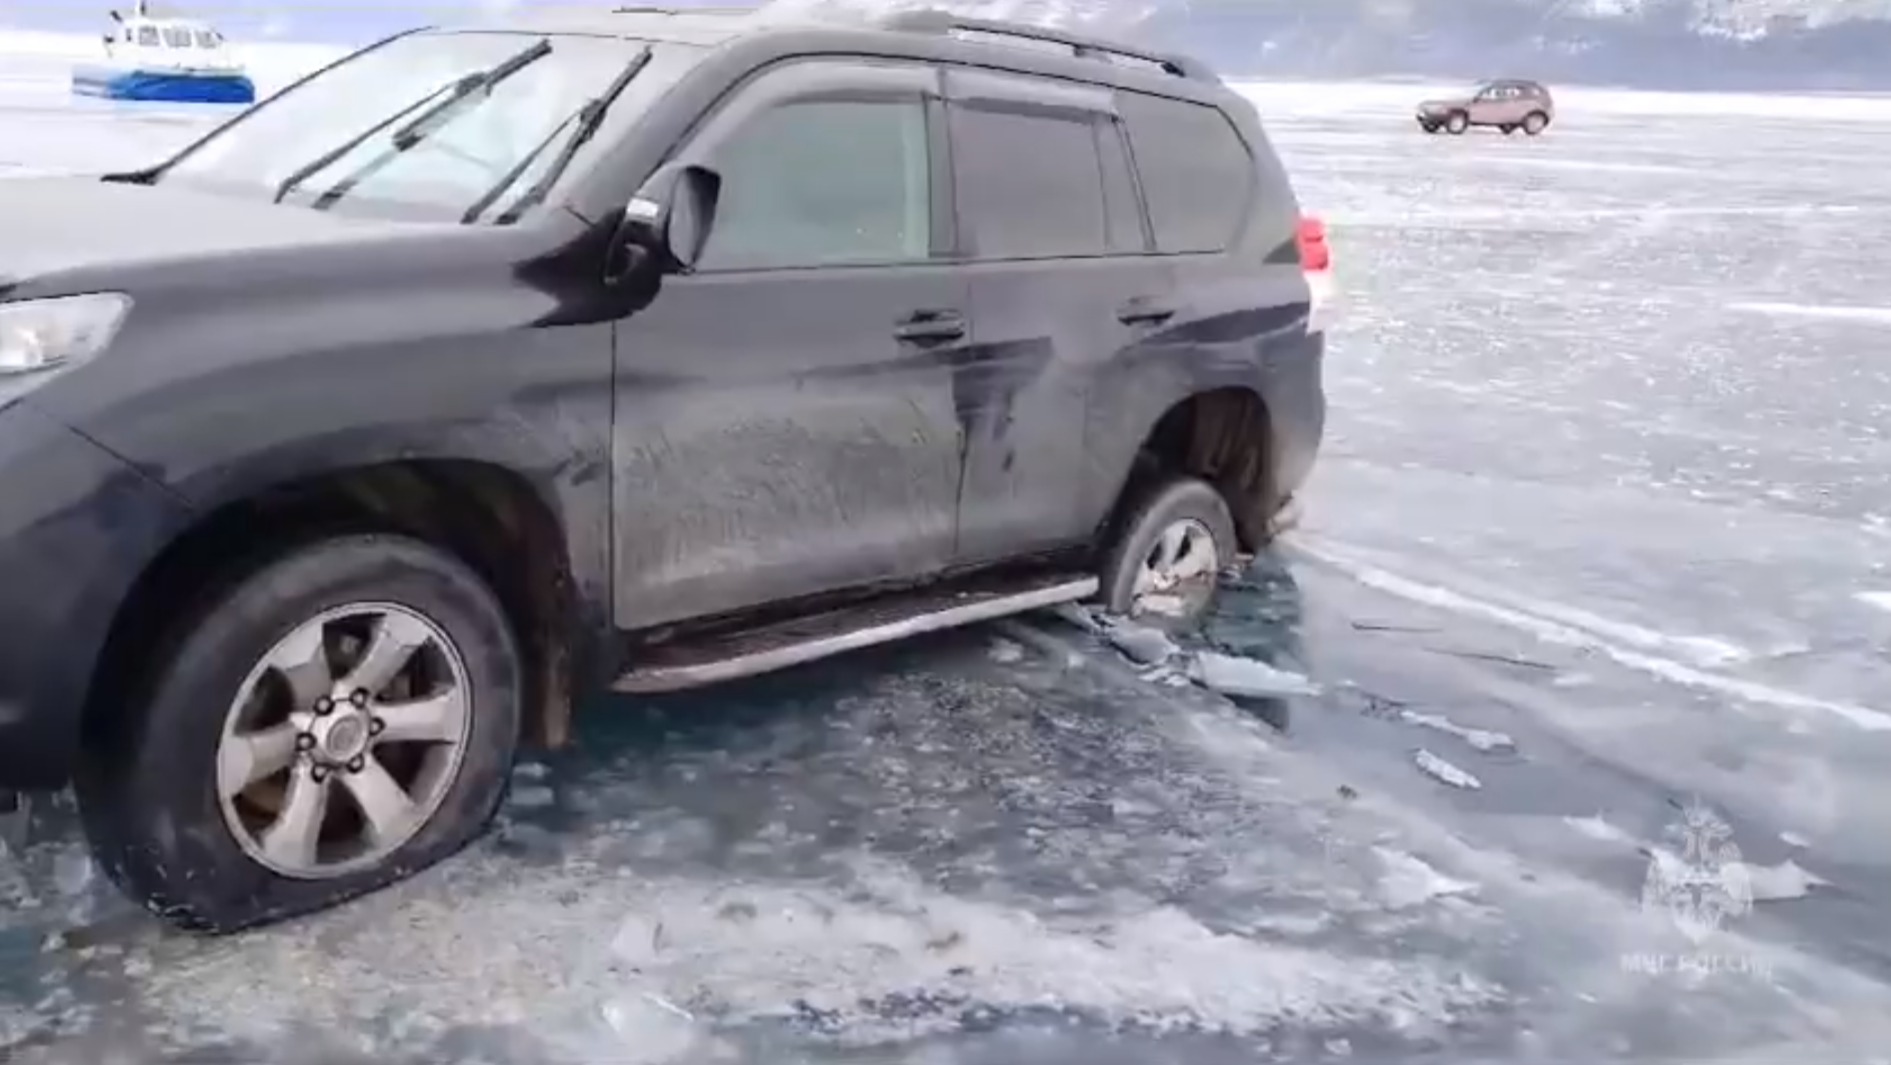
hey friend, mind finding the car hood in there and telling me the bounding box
[1417,97,1468,112]
[0,175,425,291]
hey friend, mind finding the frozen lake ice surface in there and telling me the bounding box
[7,26,1891,1065]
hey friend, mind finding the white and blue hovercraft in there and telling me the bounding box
[72,1,255,105]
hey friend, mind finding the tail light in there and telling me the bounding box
[1296,214,1331,272]
[1297,212,1335,333]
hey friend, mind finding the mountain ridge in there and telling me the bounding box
[797,0,1891,88]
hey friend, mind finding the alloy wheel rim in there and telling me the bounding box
[215,602,472,879]
[1130,518,1220,620]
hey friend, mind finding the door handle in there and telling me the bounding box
[1116,299,1176,325]
[894,311,967,343]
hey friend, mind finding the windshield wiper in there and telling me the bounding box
[387,37,553,151]
[272,79,463,204]
[272,37,552,206]
[467,47,653,225]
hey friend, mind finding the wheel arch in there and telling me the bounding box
[83,450,604,762]
[1094,384,1279,554]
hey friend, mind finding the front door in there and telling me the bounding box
[609,59,969,630]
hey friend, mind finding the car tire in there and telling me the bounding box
[1445,111,1469,134]
[1522,112,1549,135]
[1097,475,1238,628]
[76,534,523,933]
[1420,122,1439,134]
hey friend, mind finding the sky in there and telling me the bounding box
[0,0,738,42]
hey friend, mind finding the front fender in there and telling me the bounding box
[0,402,191,790]
[31,321,617,636]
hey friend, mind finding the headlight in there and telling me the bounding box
[0,293,132,376]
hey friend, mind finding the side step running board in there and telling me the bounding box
[614,573,1098,693]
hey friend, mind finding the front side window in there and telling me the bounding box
[694,99,931,270]
[157,31,703,223]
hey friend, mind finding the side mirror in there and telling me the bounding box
[615,162,721,278]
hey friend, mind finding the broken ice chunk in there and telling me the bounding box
[1373,847,1479,910]
[1107,622,1179,665]
[1136,592,1191,618]
[1138,664,1193,688]
[1414,748,1481,790]
[1188,651,1320,698]
[1046,602,1104,633]
[987,637,1025,664]
[0,801,25,855]
[52,846,94,898]
[597,992,707,1063]
[509,785,556,810]
[1399,710,1516,753]
[1740,858,1828,902]
[1564,814,1638,846]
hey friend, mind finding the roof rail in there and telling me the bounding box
[878,8,1210,80]
[610,5,759,15]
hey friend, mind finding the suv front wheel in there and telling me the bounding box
[77,534,524,933]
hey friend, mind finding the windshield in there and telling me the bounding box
[157,30,702,224]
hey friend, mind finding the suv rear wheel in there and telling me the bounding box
[77,534,523,932]
[1098,475,1237,627]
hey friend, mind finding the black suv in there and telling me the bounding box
[0,5,1329,931]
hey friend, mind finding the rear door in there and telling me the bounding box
[609,58,971,629]
[941,67,1175,563]
[1078,89,1318,537]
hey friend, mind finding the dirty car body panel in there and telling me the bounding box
[606,59,968,629]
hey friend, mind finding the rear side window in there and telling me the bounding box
[696,100,931,270]
[1118,92,1254,254]
[948,104,1107,260]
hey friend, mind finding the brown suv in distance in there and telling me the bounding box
[1416,79,1554,136]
